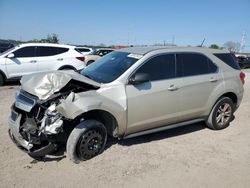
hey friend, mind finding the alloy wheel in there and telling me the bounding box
[216,103,232,127]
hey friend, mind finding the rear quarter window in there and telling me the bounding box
[214,53,240,70]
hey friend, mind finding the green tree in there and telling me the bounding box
[209,44,220,49]
[46,33,59,43]
[28,33,59,43]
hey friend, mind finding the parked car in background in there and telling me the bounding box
[237,56,250,69]
[0,42,15,53]
[8,46,244,163]
[0,43,86,86]
[84,48,114,65]
[75,46,93,55]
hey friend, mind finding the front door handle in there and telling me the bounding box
[29,60,37,63]
[57,58,63,61]
[168,85,179,91]
[209,77,218,82]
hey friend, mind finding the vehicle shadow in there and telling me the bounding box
[3,80,20,87]
[32,122,206,163]
[30,146,66,163]
[105,122,206,149]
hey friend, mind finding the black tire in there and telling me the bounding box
[58,66,76,71]
[86,60,95,66]
[206,97,235,130]
[0,73,5,86]
[66,120,107,163]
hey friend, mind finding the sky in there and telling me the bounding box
[0,0,249,51]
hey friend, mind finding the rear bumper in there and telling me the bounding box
[236,87,244,110]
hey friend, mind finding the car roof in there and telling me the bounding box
[118,46,229,55]
[75,46,92,49]
[16,43,75,48]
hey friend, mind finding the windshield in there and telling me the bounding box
[0,46,17,56]
[81,51,140,83]
[89,49,97,55]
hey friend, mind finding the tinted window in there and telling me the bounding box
[214,53,240,70]
[13,47,36,58]
[36,47,68,56]
[77,48,90,52]
[176,53,216,77]
[136,54,175,81]
[208,58,218,73]
[57,47,68,54]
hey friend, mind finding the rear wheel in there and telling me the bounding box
[86,60,95,66]
[58,66,76,71]
[66,120,107,163]
[206,97,235,130]
[0,73,5,86]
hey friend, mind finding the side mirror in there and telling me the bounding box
[7,53,14,58]
[129,73,150,85]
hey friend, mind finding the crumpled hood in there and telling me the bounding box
[20,70,101,100]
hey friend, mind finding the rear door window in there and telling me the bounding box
[36,47,68,56]
[136,54,176,81]
[57,47,68,54]
[176,53,216,77]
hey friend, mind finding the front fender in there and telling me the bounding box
[56,89,127,136]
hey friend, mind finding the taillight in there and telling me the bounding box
[240,72,245,85]
[76,57,85,62]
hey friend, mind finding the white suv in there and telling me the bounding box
[0,43,86,86]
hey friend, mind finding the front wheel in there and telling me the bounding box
[66,120,107,163]
[206,97,235,130]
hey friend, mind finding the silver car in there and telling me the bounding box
[8,46,245,163]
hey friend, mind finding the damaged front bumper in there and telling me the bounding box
[8,114,33,150]
[8,113,56,157]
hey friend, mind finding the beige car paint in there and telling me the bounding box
[84,48,114,64]
[17,47,244,138]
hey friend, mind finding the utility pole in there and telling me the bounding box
[172,36,175,45]
[240,31,246,53]
[201,38,206,47]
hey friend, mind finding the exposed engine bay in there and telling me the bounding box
[9,77,99,158]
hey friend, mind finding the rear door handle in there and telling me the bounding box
[29,60,37,63]
[209,77,218,82]
[168,85,179,91]
[57,58,63,61]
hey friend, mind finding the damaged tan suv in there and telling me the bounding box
[8,46,245,163]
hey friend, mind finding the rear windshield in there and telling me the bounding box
[214,53,240,70]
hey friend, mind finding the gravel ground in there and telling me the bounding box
[0,70,250,188]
